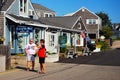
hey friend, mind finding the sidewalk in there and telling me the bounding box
[0,61,76,80]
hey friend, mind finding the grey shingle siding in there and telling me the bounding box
[7,0,19,15]
[0,0,14,11]
[0,12,4,37]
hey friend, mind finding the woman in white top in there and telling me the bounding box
[24,39,37,71]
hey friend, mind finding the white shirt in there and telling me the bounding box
[25,43,37,54]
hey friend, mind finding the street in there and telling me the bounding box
[0,48,120,80]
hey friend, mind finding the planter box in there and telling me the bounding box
[0,56,6,72]
[93,48,101,52]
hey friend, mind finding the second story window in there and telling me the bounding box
[86,19,98,24]
[20,0,27,14]
[45,14,49,17]
[44,13,54,17]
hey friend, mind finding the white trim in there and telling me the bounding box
[71,7,101,19]
[28,0,39,19]
[6,0,16,12]
[80,17,87,32]
[43,12,55,17]
[72,16,81,29]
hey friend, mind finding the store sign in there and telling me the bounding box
[16,26,33,33]
[59,35,67,44]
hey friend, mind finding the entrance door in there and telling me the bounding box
[45,32,58,53]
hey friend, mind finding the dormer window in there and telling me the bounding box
[44,13,54,17]
[19,0,27,14]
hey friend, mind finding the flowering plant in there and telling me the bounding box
[0,37,5,42]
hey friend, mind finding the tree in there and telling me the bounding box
[96,12,113,38]
[96,12,112,27]
[102,26,113,39]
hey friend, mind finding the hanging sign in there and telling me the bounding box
[16,26,33,33]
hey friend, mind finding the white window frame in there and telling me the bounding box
[44,13,53,17]
[49,34,55,47]
[19,0,28,16]
[86,19,98,24]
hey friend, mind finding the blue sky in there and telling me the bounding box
[31,0,120,23]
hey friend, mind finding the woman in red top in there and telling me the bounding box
[38,39,46,74]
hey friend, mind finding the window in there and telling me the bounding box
[76,34,80,46]
[24,0,27,13]
[45,14,48,17]
[20,0,23,12]
[44,13,54,17]
[11,26,15,48]
[49,14,53,17]
[89,19,92,24]
[49,35,55,46]
[19,0,27,13]
[35,28,41,45]
[86,19,97,24]
[93,19,96,24]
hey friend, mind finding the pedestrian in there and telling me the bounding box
[37,39,46,74]
[24,39,37,71]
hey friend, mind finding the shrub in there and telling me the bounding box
[99,41,108,50]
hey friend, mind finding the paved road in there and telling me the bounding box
[34,49,120,80]
[0,48,120,80]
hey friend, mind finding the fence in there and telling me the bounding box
[0,44,11,70]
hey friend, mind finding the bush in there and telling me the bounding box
[99,41,108,50]
[16,53,24,56]
[60,47,67,53]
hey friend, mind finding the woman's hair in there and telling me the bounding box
[40,39,45,43]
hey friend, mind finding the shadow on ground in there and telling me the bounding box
[15,66,38,72]
[57,48,120,66]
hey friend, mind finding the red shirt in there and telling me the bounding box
[38,45,46,58]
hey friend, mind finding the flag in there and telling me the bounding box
[81,32,85,39]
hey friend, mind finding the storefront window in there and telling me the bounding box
[11,26,15,48]
[49,35,55,46]
[35,28,41,45]
[17,33,26,48]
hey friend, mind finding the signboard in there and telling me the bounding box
[16,26,33,33]
[59,35,67,44]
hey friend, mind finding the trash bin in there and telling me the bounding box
[0,55,6,72]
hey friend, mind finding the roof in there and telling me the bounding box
[6,14,41,23]
[0,0,15,11]
[5,14,48,28]
[5,14,82,32]
[32,3,55,13]
[39,16,81,29]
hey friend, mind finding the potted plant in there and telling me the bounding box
[0,37,5,44]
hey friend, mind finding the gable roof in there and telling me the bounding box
[73,7,100,18]
[32,3,55,13]
[0,0,15,11]
[65,7,100,19]
[39,16,86,31]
